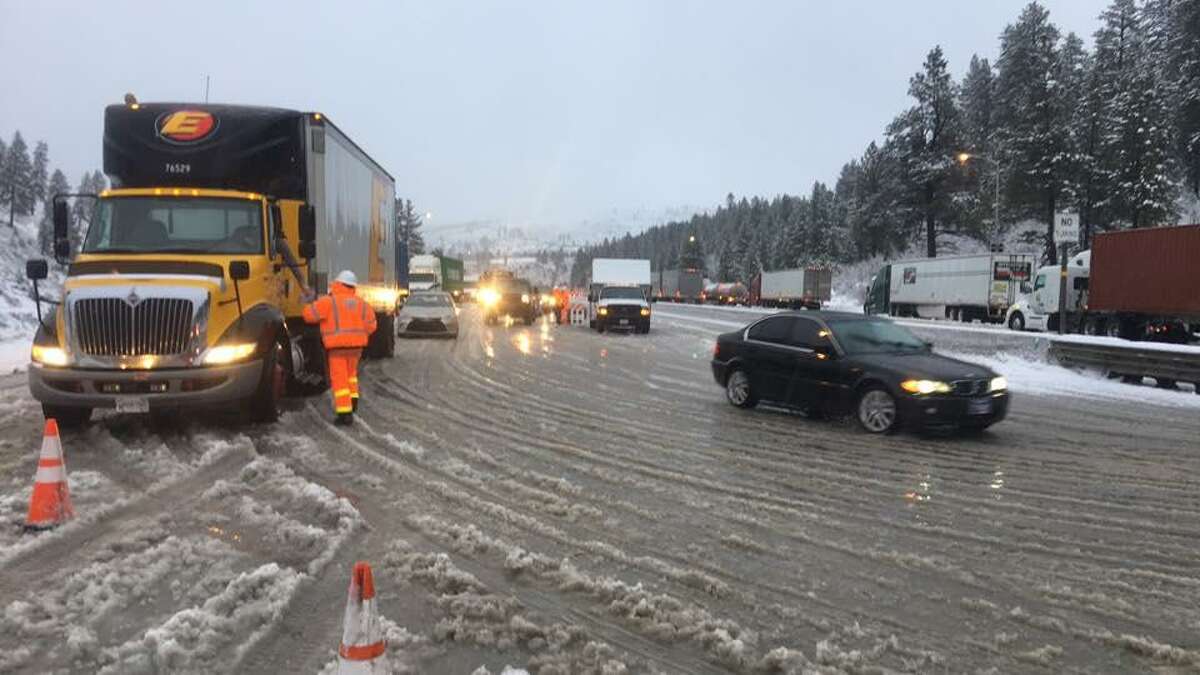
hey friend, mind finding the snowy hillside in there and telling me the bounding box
[0,215,56,342]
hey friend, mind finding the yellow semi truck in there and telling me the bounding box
[25,102,401,426]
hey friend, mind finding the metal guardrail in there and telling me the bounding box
[1049,340,1200,386]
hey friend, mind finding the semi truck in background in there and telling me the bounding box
[25,101,400,427]
[864,253,1033,322]
[589,258,652,333]
[408,254,466,299]
[748,267,832,309]
[703,282,748,305]
[1007,224,1200,341]
[653,268,703,303]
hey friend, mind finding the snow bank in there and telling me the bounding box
[941,350,1200,409]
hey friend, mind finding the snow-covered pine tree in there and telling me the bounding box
[3,131,34,227]
[30,141,48,208]
[1095,0,1178,228]
[994,2,1073,263]
[958,55,1003,243]
[40,169,70,255]
[69,172,95,249]
[885,46,962,258]
[1153,0,1200,198]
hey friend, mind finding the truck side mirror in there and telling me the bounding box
[52,200,71,263]
[26,259,48,281]
[229,260,251,281]
[52,200,69,241]
[270,203,283,238]
[299,204,316,259]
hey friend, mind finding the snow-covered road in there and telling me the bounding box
[1,306,1198,673]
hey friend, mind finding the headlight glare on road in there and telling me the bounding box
[989,376,1008,392]
[31,344,69,367]
[900,379,951,395]
[203,342,257,365]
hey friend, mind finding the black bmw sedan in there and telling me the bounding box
[711,311,1009,433]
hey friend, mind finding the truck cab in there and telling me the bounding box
[1005,251,1090,332]
[26,102,399,426]
[591,286,651,333]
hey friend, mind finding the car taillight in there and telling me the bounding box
[713,342,721,358]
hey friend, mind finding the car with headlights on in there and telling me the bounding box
[710,311,1009,433]
[479,278,540,325]
[397,291,459,338]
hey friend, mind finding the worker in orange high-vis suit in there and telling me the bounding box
[302,270,378,425]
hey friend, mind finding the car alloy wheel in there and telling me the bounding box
[726,369,756,408]
[857,388,897,433]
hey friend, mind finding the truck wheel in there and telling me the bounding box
[725,369,758,409]
[249,340,286,424]
[42,404,92,430]
[1008,312,1025,332]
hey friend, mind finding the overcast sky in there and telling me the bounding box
[1,1,1103,233]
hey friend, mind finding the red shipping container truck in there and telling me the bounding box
[1086,224,1200,339]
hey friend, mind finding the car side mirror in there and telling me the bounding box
[229,260,251,281]
[299,204,316,259]
[812,345,836,360]
[26,259,48,281]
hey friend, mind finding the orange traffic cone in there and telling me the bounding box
[25,419,74,531]
[337,561,386,673]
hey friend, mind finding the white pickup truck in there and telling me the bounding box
[589,258,652,333]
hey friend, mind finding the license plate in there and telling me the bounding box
[619,319,629,325]
[115,397,149,414]
[967,398,992,415]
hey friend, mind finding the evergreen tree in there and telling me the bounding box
[1094,0,1177,228]
[958,55,1003,243]
[30,141,49,207]
[395,198,425,255]
[678,231,704,271]
[886,46,962,257]
[40,169,70,255]
[994,2,1074,262]
[1161,0,1200,197]
[3,131,34,227]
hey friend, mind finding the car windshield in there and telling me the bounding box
[83,197,264,254]
[828,318,927,354]
[601,287,644,300]
[406,293,452,307]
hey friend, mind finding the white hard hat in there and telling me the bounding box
[334,270,358,287]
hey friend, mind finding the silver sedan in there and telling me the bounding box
[397,292,460,338]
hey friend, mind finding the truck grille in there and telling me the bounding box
[73,298,195,356]
[951,379,990,396]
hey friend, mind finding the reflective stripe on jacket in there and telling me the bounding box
[302,282,378,349]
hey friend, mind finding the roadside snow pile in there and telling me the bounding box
[942,350,1200,408]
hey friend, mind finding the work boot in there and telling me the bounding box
[335,412,353,426]
[352,398,359,413]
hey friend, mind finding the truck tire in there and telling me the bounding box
[249,339,286,424]
[42,404,92,430]
[1008,312,1025,332]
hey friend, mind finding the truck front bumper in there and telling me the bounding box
[29,359,263,410]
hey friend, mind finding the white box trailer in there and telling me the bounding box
[308,121,397,300]
[591,258,651,287]
[752,267,833,308]
[864,253,1034,322]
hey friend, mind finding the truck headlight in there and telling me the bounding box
[203,342,257,365]
[598,307,609,316]
[900,379,951,395]
[521,294,531,304]
[989,376,1008,392]
[640,308,650,317]
[479,289,500,306]
[31,345,69,367]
